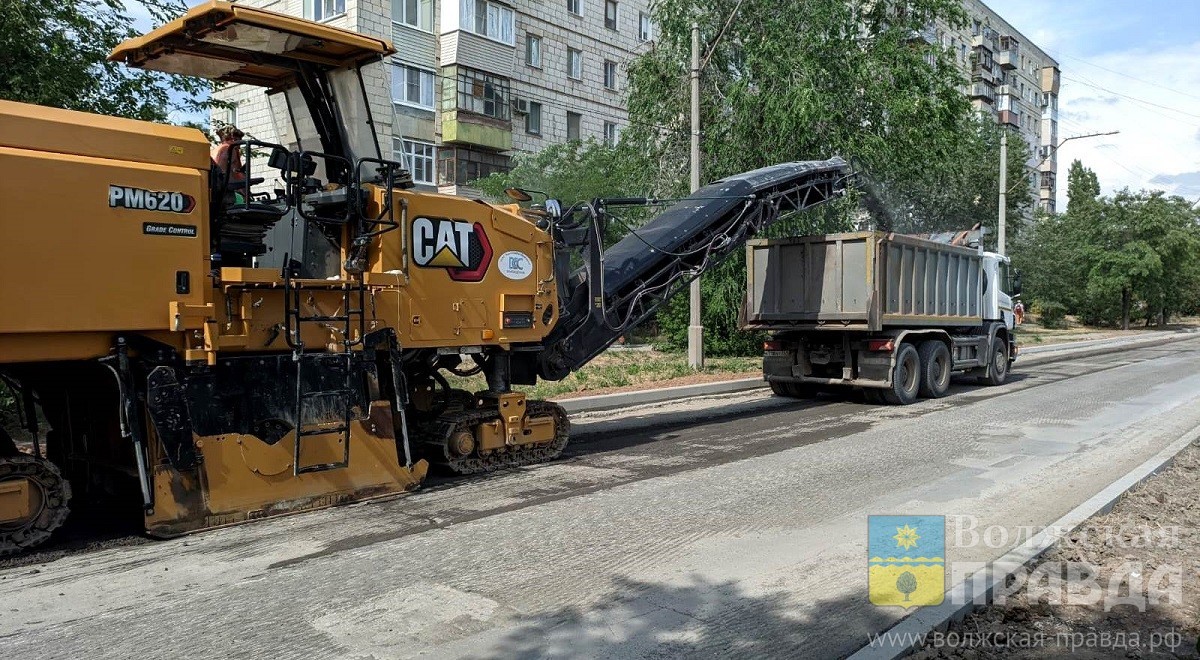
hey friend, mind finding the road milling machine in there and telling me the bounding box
[0,1,849,554]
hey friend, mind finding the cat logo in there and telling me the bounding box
[411,217,493,282]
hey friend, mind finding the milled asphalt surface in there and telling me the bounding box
[3,337,1200,659]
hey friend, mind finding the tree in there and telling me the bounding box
[1013,161,1200,329]
[475,139,649,207]
[896,571,918,602]
[0,0,213,122]
[1066,159,1101,213]
[625,0,1012,353]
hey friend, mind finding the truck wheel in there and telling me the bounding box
[978,337,1010,386]
[917,340,952,398]
[882,343,921,405]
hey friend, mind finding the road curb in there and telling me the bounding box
[555,331,1197,415]
[847,423,1200,660]
[555,377,764,414]
[1016,331,1196,368]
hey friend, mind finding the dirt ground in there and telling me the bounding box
[910,440,1200,659]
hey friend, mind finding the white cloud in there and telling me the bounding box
[1053,42,1200,206]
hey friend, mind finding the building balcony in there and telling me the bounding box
[969,83,995,103]
[999,110,1020,127]
[441,110,512,151]
[971,34,996,52]
[437,145,511,187]
[1041,65,1061,94]
[997,49,1018,69]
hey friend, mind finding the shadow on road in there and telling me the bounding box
[479,575,898,660]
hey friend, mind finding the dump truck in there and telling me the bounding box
[0,1,849,554]
[743,231,1020,404]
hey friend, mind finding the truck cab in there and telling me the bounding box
[981,251,1018,332]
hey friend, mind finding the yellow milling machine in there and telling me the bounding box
[0,1,849,555]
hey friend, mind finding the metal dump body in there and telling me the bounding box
[745,231,983,331]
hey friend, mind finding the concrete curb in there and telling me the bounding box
[847,424,1200,660]
[556,377,764,414]
[1016,330,1196,368]
[555,331,1197,415]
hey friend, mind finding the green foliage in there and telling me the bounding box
[0,0,217,121]
[1036,302,1067,329]
[1012,162,1200,329]
[475,139,652,204]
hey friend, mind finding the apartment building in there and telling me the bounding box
[214,0,652,195]
[928,0,1061,214]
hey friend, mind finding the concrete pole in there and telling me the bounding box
[998,130,1007,256]
[688,23,704,369]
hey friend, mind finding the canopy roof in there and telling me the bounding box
[109,1,395,88]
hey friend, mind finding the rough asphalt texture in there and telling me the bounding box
[3,338,1200,659]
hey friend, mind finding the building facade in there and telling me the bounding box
[930,0,1061,215]
[214,0,652,196]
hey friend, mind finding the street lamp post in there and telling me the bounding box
[997,130,1119,255]
[688,23,703,369]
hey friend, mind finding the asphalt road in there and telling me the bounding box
[4,338,1200,660]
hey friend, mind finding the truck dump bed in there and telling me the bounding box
[744,231,983,331]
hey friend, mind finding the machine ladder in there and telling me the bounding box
[284,276,367,475]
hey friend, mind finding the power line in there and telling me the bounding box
[1061,74,1200,124]
[1053,51,1200,103]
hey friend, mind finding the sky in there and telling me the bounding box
[989,0,1200,208]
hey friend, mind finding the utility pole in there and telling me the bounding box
[998,130,1008,255]
[999,130,1118,253]
[688,23,703,369]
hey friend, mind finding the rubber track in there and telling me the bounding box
[421,400,571,475]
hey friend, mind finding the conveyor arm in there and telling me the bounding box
[538,158,850,381]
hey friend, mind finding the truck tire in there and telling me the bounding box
[769,380,818,399]
[917,340,952,398]
[978,336,1010,386]
[882,343,921,405]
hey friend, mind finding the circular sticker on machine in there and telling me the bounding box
[498,251,534,280]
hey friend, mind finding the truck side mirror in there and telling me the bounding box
[1011,271,1023,296]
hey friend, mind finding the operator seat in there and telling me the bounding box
[210,158,290,262]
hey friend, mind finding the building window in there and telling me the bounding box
[567,0,581,15]
[603,121,618,145]
[567,112,582,141]
[438,146,511,185]
[455,67,511,120]
[638,12,652,41]
[567,48,582,80]
[215,104,237,131]
[603,60,616,89]
[392,0,433,31]
[525,102,542,135]
[308,0,346,21]
[392,64,435,109]
[526,34,542,68]
[460,0,514,45]
[395,138,436,185]
[604,0,617,30]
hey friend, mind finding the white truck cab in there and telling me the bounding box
[981,251,1017,331]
